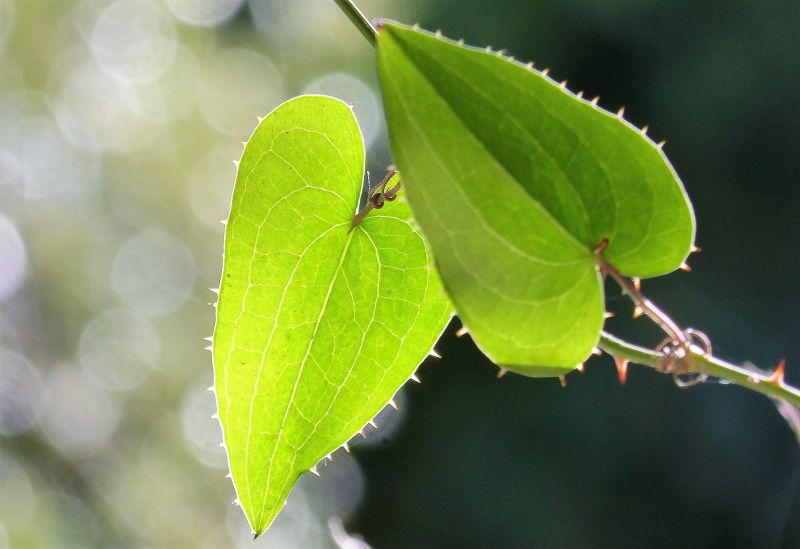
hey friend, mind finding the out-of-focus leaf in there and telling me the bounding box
[212,95,451,535]
[376,22,695,376]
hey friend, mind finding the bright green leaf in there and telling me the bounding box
[212,95,451,535]
[376,22,694,376]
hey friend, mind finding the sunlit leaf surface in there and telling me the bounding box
[212,95,451,535]
[377,22,694,375]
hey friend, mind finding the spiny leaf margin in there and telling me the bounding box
[376,22,694,375]
[211,94,452,535]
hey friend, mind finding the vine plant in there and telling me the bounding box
[209,0,800,537]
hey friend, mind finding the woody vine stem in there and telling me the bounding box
[333,0,800,409]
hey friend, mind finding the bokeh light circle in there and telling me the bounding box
[0,350,43,436]
[303,73,382,146]
[0,213,26,301]
[180,383,227,469]
[90,0,177,83]
[195,48,284,137]
[79,308,161,391]
[111,230,197,317]
[40,365,121,458]
[165,0,245,27]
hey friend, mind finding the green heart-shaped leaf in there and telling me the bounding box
[377,22,694,376]
[212,95,451,535]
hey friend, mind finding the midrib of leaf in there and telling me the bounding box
[383,32,594,260]
[251,226,356,527]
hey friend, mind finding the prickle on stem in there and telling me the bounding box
[614,357,630,385]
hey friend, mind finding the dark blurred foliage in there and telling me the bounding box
[352,1,800,548]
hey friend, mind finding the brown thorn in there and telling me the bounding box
[768,359,786,386]
[680,263,692,272]
[497,368,508,379]
[455,326,469,337]
[614,357,629,385]
[559,375,567,388]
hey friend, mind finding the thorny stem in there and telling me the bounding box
[333,0,800,411]
[599,332,800,409]
[598,256,687,346]
[333,0,377,46]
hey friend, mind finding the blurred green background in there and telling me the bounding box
[0,0,797,547]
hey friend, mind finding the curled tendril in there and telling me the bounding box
[351,169,403,229]
[654,328,712,388]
